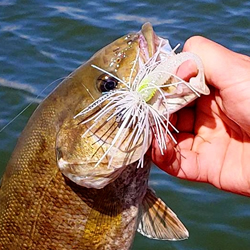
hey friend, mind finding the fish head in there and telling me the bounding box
[56,23,210,189]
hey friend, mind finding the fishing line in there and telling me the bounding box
[0,76,71,133]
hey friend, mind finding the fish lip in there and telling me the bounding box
[138,22,159,62]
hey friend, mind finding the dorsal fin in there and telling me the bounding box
[137,188,189,241]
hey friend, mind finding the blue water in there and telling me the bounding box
[0,0,250,249]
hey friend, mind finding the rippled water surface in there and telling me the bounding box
[0,0,250,249]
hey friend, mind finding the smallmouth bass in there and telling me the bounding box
[0,23,209,249]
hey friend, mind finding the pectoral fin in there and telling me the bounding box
[137,188,189,241]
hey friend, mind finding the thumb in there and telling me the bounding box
[182,36,250,90]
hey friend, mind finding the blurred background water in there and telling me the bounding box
[0,0,250,249]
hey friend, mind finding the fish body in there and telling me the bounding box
[0,23,209,249]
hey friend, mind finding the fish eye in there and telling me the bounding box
[96,74,119,92]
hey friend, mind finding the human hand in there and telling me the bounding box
[150,36,250,196]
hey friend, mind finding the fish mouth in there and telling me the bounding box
[137,23,209,104]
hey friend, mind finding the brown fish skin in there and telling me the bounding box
[0,23,188,250]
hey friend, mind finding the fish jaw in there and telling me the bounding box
[139,22,158,60]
